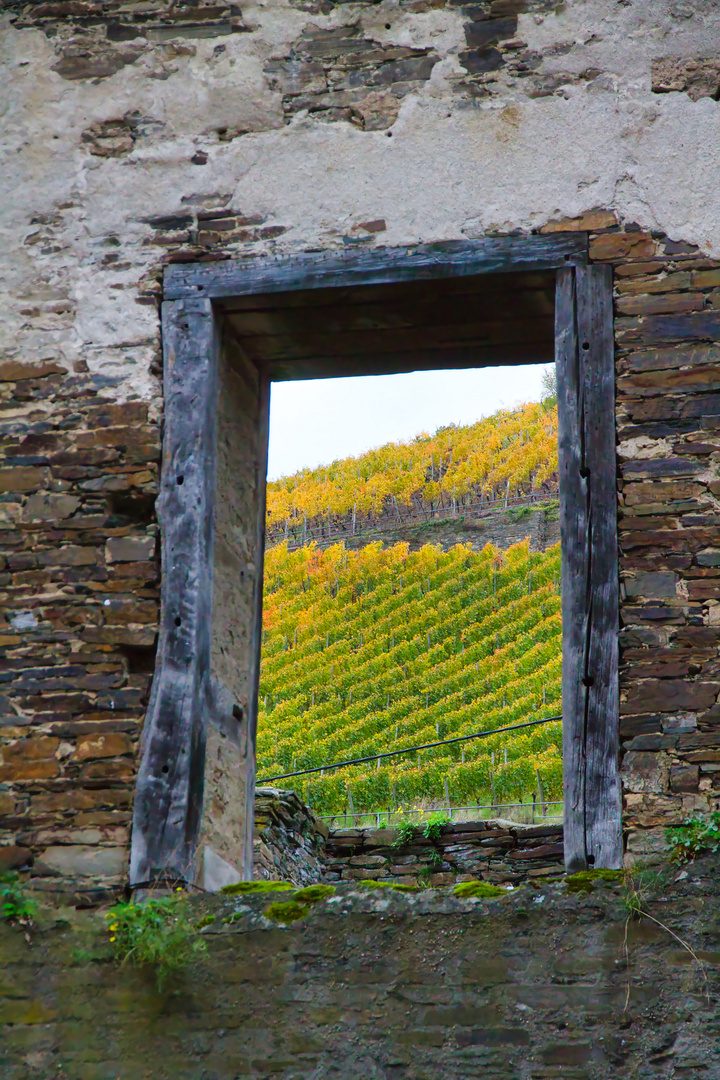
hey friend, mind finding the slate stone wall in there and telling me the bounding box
[606,228,720,865]
[4,220,720,884]
[3,0,720,883]
[324,818,564,886]
[0,858,718,1078]
[253,786,330,886]
[0,380,160,886]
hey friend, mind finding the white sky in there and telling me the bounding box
[267,364,552,481]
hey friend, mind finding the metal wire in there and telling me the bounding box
[257,714,562,783]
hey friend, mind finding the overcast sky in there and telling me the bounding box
[267,363,553,481]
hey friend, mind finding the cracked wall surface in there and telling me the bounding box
[2,0,720,884]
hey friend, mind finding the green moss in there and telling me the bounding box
[194,915,215,930]
[264,901,311,924]
[292,884,336,903]
[453,881,507,899]
[220,880,294,896]
[356,880,420,893]
[566,869,624,894]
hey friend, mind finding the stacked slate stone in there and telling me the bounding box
[324,820,564,887]
[253,787,330,887]
[0,378,159,888]
[608,229,720,864]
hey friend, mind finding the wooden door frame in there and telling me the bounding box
[130,235,620,885]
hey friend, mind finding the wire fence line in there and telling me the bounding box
[257,713,562,785]
[266,488,559,550]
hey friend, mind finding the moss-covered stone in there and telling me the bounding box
[194,914,215,930]
[220,880,294,896]
[565,869,624,894]
[264,901,311,924]
[292,884,336,903]
[453,881,507,899]
[356,880,420,893]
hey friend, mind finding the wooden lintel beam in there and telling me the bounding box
[164,236,587,301]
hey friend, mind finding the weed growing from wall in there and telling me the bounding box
[422,812,450,841]
[665,811,720,862]
[0,872,35,928]
[105,892,206,990]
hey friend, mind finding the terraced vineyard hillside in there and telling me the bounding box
[257,538,562,816]
[266,400,558,546]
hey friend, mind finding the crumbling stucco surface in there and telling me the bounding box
[3,0,720,406]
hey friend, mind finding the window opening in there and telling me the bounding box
[132,239,620,889]
[257,366,563,832]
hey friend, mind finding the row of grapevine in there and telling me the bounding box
[266,400,558,533]
[257,537,562,815]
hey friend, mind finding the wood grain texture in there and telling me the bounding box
[164,236,587,301]
[264,343,554,382]
[243,370,270,880]
[220,269,555,312]
[557,264,622,873]
[130,298,219,885]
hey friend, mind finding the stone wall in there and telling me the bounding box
[253,786,329,886]
[0,380,159,886]
[3,0,720,881]
[609,233,720,864]
[250,793,563,889]
[325,818,564,886]
[0,856,718,1078]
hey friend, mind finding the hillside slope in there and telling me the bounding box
[256,538,562,816]
[266,401,558,546]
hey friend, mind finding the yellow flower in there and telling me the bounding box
[109,936,116,942]
[109,923,118,931]
[176,886,183,892]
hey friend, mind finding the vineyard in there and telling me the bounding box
[256,538,562,816]
[266,400,558,543]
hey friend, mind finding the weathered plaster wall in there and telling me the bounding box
[3,0,720,882]
[1,860,719,1078]
[3,0,720,414]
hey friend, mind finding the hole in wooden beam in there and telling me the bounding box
[175,616,182,627]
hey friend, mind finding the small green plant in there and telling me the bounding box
[105,892,205,990]
[220,880,294,895]
[665,811,720,863]
[0,872,36,927]
[453,881,506,899]
[292,884,336,903]
[264,900,310,924]
[422,813,450,842]
[427,849,443,868]
[392,820,417,847]
[506,505,532,522]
